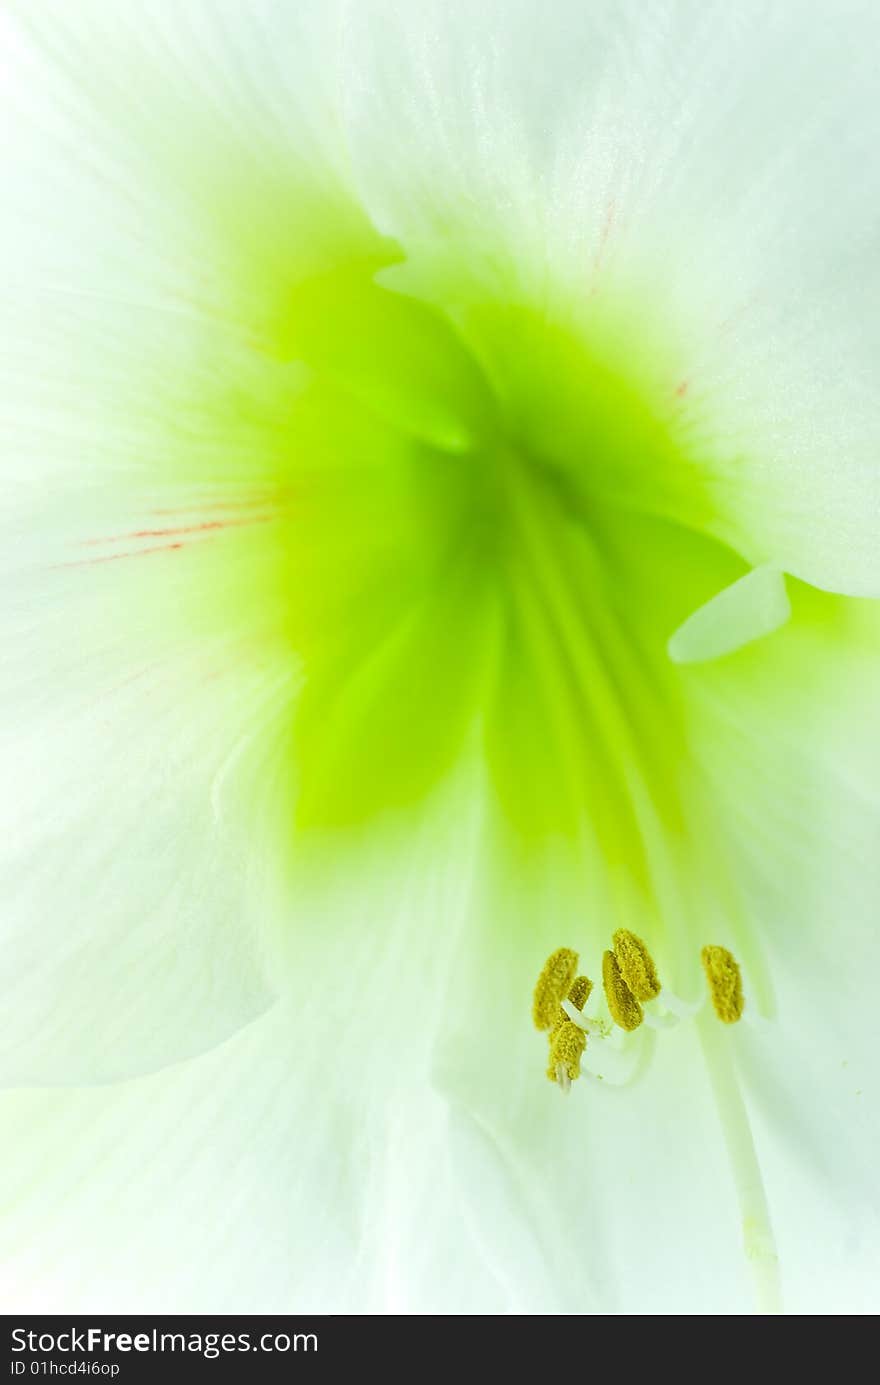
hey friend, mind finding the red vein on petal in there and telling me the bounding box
[56,541,188,568]
[80,514,275,546]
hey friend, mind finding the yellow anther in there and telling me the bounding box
[701,945,745,1023]
[532,947,579,1030]
[548,972,594,1046]
[612,929,661,1002]
[567,974,593,1012]
[547,1020,586,1083]
[602,950,643,1031]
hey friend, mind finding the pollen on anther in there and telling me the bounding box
[547,1019,586,1084]
[602,950,643,1031]
[612,929,661,1002]
[549,973,594,1044]
[532,948,579,1030]
[567,974,593,1011]
[701,945,745,1024]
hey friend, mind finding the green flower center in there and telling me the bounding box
[265,253,752,889]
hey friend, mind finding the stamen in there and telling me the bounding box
[701,945,745,1024]
[560,998,609,1035]
[612,928,661,1001]
[547,1019,586,1086]
[551,973,594,1038]
[698,1009,781,1312]
[602,950,643,1031]
[532,947,579,1030]
[568,974,593,1011]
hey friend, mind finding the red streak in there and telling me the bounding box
[81,514,274,546]
[58,541,187,568]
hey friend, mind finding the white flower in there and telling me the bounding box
[1,0,879,1314]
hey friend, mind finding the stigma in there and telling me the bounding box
[533,931,745,1089]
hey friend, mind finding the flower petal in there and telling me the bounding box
[0,0,375,1080]
[679,591,880,1311]
[2,650,879,1313]
[343,0,880,595]
[0,306,306,1080]
[668,566,790,666]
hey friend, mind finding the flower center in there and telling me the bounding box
[180,237,790,998]
[279,266,747,863]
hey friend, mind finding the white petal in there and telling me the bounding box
[668,566,790,665]
[0,610,288,1083]
[679,590,880,1312]
[0,292,311,1083]
[0,0,373,352]
[0,771,503,1314]
[0,0,362,1079]
[342,0,880,595]
[1,714,878,1313]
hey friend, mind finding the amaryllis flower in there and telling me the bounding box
[1,0,879,1316]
